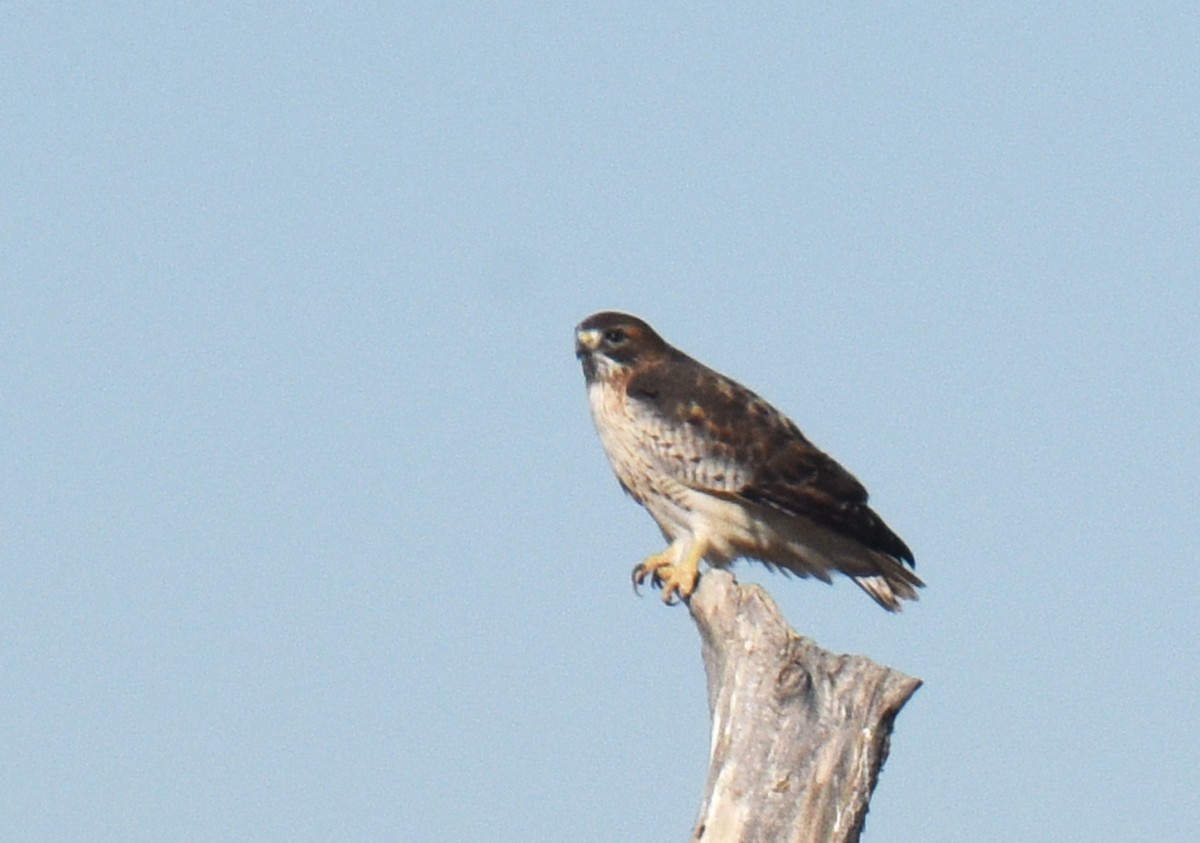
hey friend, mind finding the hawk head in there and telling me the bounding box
[575,311,668,383]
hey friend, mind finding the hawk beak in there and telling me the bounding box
[575,327,602,358]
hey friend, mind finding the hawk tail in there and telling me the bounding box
[851,556,924,612]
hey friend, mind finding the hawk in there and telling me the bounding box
[575,311,923,610]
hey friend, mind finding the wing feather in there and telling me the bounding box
[626,353,914,565]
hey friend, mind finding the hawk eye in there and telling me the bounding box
[604,329,627,344]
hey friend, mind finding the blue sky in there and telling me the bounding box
[3,4,1197,841]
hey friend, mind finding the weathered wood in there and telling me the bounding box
[687,570,921,843]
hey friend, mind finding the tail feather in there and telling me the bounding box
[852,557,924,612]
[736,509,925,611]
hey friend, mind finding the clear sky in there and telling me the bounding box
[3,4,1197,842]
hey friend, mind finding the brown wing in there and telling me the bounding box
[626,351,914,565]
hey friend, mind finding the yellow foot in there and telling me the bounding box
[630,540,706,605]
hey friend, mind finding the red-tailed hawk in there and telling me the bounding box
[575,311,923,610]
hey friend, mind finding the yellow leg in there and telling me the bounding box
[631,537,708,605]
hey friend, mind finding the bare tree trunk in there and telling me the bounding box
[686,570,921,843]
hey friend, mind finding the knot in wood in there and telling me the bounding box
[774,651,812,702]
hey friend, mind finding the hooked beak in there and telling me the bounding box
[575,327,602,358]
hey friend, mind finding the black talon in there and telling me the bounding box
[631,564,650,596]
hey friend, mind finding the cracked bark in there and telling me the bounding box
[686,570,921,843]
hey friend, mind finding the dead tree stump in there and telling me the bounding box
[686,570,921,843]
